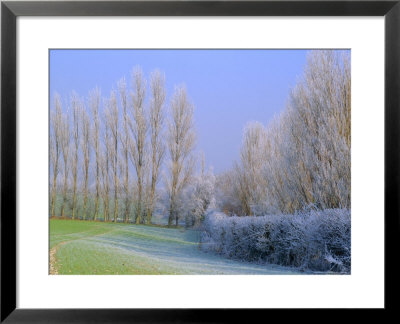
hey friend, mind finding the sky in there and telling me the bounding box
[50,49,309,174]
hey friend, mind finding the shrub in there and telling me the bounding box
[200,209,350,273]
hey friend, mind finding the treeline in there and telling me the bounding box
[216,50,351,216]
[50,68,215,226]
[51,50,350,232]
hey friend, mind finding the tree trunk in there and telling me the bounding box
[61,166,68,218]
[50,164,58,217]
[168,196,174,227]
[146,189,155,225]
[94,155,99,220]
[136,177,142,224]
[72,181,77,219]
[114,191,118,223]
[83,172,88,220]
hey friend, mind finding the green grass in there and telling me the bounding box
[50,220,187,274]
[50,220,112,249]
[56,241,186,275]
[50,219,298,275]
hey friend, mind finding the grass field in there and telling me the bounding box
[50,219,298,275]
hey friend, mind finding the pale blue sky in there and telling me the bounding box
[50,49,309,173]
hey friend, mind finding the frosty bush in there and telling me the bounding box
[201,209,351,273]
[185,167,216,227]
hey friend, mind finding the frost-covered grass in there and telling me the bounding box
[50,219,298,275]
[201,209,351,273]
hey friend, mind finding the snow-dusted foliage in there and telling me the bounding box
[220,50,351,216]
[201,209,351,273]
[164,86,196,226]
[215,170,243,216]
[184,165,216,227]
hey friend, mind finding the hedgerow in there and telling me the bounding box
[201,209,350,273]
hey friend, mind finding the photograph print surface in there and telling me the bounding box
[49,49,351,275]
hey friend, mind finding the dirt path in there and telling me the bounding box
[49,242,65,275]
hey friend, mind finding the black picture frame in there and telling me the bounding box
[1,1,399,322]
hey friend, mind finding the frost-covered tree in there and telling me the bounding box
[129,67,148,224]
[89,87,101,221]
[80,106,91,220]
[165,86,196,227]
[100,109,112,221]
[222,50,350,216]
[283,50,351,211]
[146,70,166,224]
[223,122,269,216]
[185,153,216,227]
[236,122,268,215]
[105,90,120,222]
[264,50,351,213]
[215,170,243,216]
[118,78,132,223]
[50,94,63,217]
[59,108,71,218]
[70,92,82,220]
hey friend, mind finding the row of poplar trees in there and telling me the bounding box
[50,68,196,226]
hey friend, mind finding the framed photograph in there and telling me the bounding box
[1,0,399,322]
